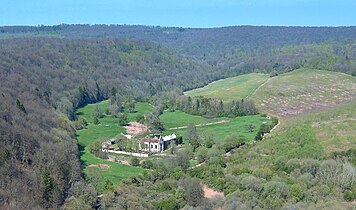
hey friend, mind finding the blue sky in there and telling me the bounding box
[1,0,355,27]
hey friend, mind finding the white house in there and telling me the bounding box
[139,134,177,153]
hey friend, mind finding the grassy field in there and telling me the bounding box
[250,68,356,117]
[232,100,356,173]
[76,100,152,185]
[127,102,153,122]
[181,68,356,154]
[161,111,271,143]
[185,73,269,102]
[160,110,227,129]
[300,100,356,155]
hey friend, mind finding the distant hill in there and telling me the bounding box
[2,25,356,54]
[2,24,356,75]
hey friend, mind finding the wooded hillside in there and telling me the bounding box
[0,25,355,209]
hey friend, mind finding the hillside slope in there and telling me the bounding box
[251,68,356,117]
[185,73,269,102]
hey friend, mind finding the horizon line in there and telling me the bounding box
[1,23,356,29]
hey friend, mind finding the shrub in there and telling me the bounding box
[344,190,356,201]
[93,116,100,125]
[88,141,107,159]
[141,159,154,169]
[130,157,140,166]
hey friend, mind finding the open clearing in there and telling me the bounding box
[185,73,269,102]
[307,100,356,155]
[160,110,228,129]
[168,120,230,130]
[162,112,271,143]
[203,185,224,199]
[124,122,148,135]
[76,100,151,184]
[250,68,356,117]
[182,68,355,155]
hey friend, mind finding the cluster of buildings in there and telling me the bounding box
[102,133,177,154]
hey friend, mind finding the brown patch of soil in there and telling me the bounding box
[99,164,110,170]
[203,185,224,199]
[87,164,110,170]
[118,160,130,165]
[124,122,148,135]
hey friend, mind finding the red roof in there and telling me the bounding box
[140,138,160,143]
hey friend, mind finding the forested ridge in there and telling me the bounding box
[2,25,356,75]
[0,25,356,209]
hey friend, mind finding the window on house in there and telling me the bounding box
[155,145,157,149]
[151,144,153,148]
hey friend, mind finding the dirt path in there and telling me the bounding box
[168,120,230,130]
[191,162,205,169]
[269,120,280,133]
[262,120,281,140]
[246,77,272,99]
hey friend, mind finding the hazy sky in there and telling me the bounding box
[1,0,355,27]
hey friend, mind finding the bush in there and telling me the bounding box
[93,116,100,125]
[136,114,145,124]
[88,141,107,159]
[271,117,278,127]
[344,190,356,201]
[75,117,88,130]
[178,177,204,207]
[141,160,154,169]
[196,147,208,163]
[118,113,128,126]
[220,134,245,153]
[130,157,140,166]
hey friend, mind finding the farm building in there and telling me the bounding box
[140,134,177,153]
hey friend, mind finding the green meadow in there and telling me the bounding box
[160,110,227,129]
[185,73,269,102]
[76,100,151,185]
[161,111,270,143]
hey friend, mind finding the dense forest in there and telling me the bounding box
[2,25,356,76]
[0,25,356,209]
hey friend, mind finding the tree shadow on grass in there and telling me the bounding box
[78,143,88,166]
[76,111,84,116]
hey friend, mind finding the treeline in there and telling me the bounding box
[2,25,356,76]
[175,96,258,117]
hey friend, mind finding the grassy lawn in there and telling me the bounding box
[250,68,356,117]
[76,100,152,185]
[82,152,142,185]
[162,113,270,143]
[185,73,269,102]
[127,102,153,122]
[160,110,227,129]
